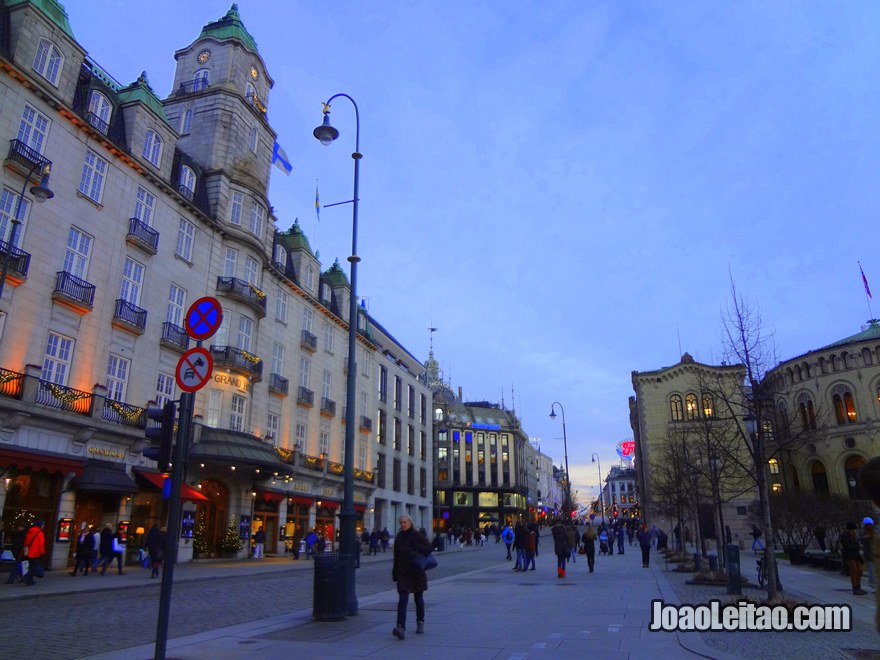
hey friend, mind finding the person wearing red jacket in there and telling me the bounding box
[23,520,45,586]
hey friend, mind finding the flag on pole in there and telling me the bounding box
[315,183,320,221]
[272,140,292,176]
[860,262,872,299]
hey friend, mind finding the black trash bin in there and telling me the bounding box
[434,535,446,552]
[313,553,350,621]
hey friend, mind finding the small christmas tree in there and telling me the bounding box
[220,515,243,554]
[193,509,209,555]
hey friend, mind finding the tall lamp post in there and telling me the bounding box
[591,453,605,524]
[549,402,571,520]
[313,94,361,616]
[0,162,54,299]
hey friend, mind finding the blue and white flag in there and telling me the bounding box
[272,140,292,176]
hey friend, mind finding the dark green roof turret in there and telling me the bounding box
[199,3,258,53]
[278,220,313,255]
[323,259,350,287]
[117,71,170,124]
[7,0,74,39]
[819,320,880,351]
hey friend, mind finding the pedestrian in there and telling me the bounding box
[862,518,875,589]
[391,514,432,640]
[649,524,660,550]
[616,524,626,555]
[291,527,303,560]
[598,529,610,555]
[513,522,527,571]
[857,456,880,632]
[253,527,266,559]
[305,529,317,558]
[380,527,391,552]
[98,523,114,574]
[22,519,46,586]
[501,524,514,560]
[813,525,827,552]
[525,523,537,570]
[582,522,598,573]
[111,524,126,574]
[839,522,866,595]
[637,524,652,568]
[91,525,101,572]
[551,519,568,578]
[70,525,94,576]
[315,533,326,555]
[369,528,380,555]
[145,524,166,578]
[750,524,764,554]
[673,523,681,550]
[565,524,579,563]
[4,521,26,584]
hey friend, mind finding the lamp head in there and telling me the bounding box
[30,165,54,203]
[313,113,339,146]
[549,409,556,420]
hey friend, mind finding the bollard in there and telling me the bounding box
[726,544,741,595]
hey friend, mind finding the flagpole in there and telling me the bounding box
[859,261,874,320]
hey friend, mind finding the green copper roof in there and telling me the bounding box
[117,71,170,124]
[323,259,350,287]
[278,220,313,255]
[7,0,74,39]
[819,320,880,351]
[199,3,258,52]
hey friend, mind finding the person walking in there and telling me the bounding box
[525,523,537,570]
[637,524,652,568]
[4,521,26,584]
[551,519,568,578]
[70,525,95,576]
[22,520,46,586]
[582,522,598,573]
[305,529,317,559]
[145,524,166,578]
[565,524,579,563]
[501,524,514,560]
[91,525,101,572]
[391,514,432,640]
[616,524,626,555]
[839,522,866,595]
[513,522,527,571]
[380,527,391,552]
[253,527,266,559]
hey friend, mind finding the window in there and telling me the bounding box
[394,418,402,451]
[798,394,817,430]
[295,422,307,450]
[358,441,367,471]
[319,429,330,456]
[120,257,144,305]
[223,248,238,277]
[193,69,209,91]
[685,393,698,420]
[393,458,401,492]
[271,342,284,376]
[206,390,222,427]
[249,125,258,153]
[273,243,286,268]
[134,187,156,226]
[275,288,289,323]
[408,426,415,456]
[434,407,443,422]
[156,372,175,407]
[323,321,334,353]
[33,38,62,85]
[175,219,195,261]
[420,431,427,460]
[303,308,313,334]
[87,91,112,133]
[18,104,50,153]
[181,109,193,134]
[78,150,108,203]
[420,394,427,425]
[230,394,246,431]
[248,201,265,237]
[63,227,92,279]
[0,189,29,248]
[299,356,310,389]
[143,129,162,166]
[408,386,415,419]
[670,394,683,421]
[305,265,315,291]
[322,370,332,399]
[237,315,254,351]
[377,410,386,445]
[702,393,714,418]
[266,412,280,443]
[105,354,130,401]
[244,256,259,285]
[394,376,402,411]
[179,166,196,199]
[42,332,73,385]
[167,283,186,325]
[230,191,244,226]
[832,386,857,425]
[379,366,387,402]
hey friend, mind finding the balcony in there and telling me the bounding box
[160,322,189,352]
[215,276,267,318]
[268,373,289,396]
[209,345,263,382]
[84,111,109,136]
[36,380,92,416]
[360,416,373,432]
[174,79,210,95]
[297,386,314,408]
[0,239,31,288]
[126,217,159,255]
[52,271,95,314]
[178,185,195,201]
[112,299,147,335]
[102,399,146,429]
[320,397,336,417]
[0,368,24,400]
[300,330,317,352]
[6,139,52,177]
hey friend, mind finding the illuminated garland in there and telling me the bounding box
[0,371,21,385]
[329,463,343,474]
[248,284,266,300]
[108,400,143,421]
[46,382,90,403]
[276,447,293,462]
[240,350,261,365]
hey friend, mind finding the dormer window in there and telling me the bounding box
[305,266,315,291]
[193,69,209,92]
[143,130,162,167]
[33,38,63,85]
[179,165,196,200]
[87,91,112,134]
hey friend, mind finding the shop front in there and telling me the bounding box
[252,491,284,555]
[284,496,313,555]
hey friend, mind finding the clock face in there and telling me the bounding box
[250,66,259,80]
[197,50,210,64]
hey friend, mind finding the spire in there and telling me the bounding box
[198,3,258,52]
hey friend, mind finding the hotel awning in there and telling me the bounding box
[70,460,138,493]
[0,446,84,476]
[189,428,294,475]
[134,469,210,502]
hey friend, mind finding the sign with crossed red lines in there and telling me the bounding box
[176,347,213,393]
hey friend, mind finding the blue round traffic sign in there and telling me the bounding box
[185,297,223,340]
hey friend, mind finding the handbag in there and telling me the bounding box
[20,560,28,575]
[412,553,438,571]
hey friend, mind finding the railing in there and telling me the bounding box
[53,271,96,309]
[36,380,92,415]
[297,386,314,407]
[215,276,267,316]
[178,185,195,201]
[320,397,336,417]
[246,91,267,115]
[113,299,147,332]
[268,373,289,395]
[360,416,373,431]
[300,453,324,472]
[102,399,146,429]
[6,139,52,172]
[84,111,109,135]
[127,217,159,253]
[209,345,263,380]
[0,368,24,400]
[161,322,189,351]
[354,469,374,484]
[0,239,31,279]
[175,79,210,95]
[300,330,317,352]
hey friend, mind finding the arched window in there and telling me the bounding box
[179,165,196,200]
[193,69,209,92]
[803,362,811,378]
[832,385,857,425]
[181,109,193,134]
[795,365,802,381]
[861,347,872,366]
[87,90,112,134]
[245,81,256,101]
[844,455,867,499]
[818,357,827,374]
[810,460,829,495]
[685,393,698,420]
[670,394,683,421]
[798,394,816,430]
[143,129,162,166]
[434,408,443,422]
[777,402,790,439]
[702,394,714,419]
[768,458,779,474]
[33,38,63,85]
[830,355,839,371]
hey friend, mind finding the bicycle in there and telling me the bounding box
[756,554,767,588]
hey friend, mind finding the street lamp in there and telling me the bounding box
[549,402,571,520]
[591,453,605,525]
[0,162,53,299]
[314,94,361,616]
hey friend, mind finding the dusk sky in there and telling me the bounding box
[71,1,880,505]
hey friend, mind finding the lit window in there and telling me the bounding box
[685,393,698,420]
[702,393,714,418]
[768,458,779,475]
[771,483,782,493]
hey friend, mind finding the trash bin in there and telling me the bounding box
[434,535,446,552]
[313,553,349,621]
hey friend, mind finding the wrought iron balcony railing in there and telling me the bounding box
[209,345,263,381]
[126,217,159,254]
[0,368,24,400]
[300,330,317,352]
[215,276,267,317]
[360,416,373,431]
[102,399,146,429]
[297,386,314,407]
[6,139,51,173]
[52,271,95,311]
[320,397,336,417]
[0,239,31,281]
[84,111,109,136]
[160,322,189,351]
[36,380,92,415]
[178,185,195,201]
[175,79,210,95]
[112,299,147,333]
[268,373,289,396]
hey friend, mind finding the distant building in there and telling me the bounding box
[601,465,638,520]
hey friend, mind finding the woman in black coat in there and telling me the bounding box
[391,514,432,640]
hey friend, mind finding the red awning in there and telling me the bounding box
[317,500,341,510]
[134,470,210,502]
[288,495,314,506]
[0,446,84,476]
[256,490,285,503]
[354,504,366,513]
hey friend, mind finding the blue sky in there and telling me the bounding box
[71,1,880,503]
